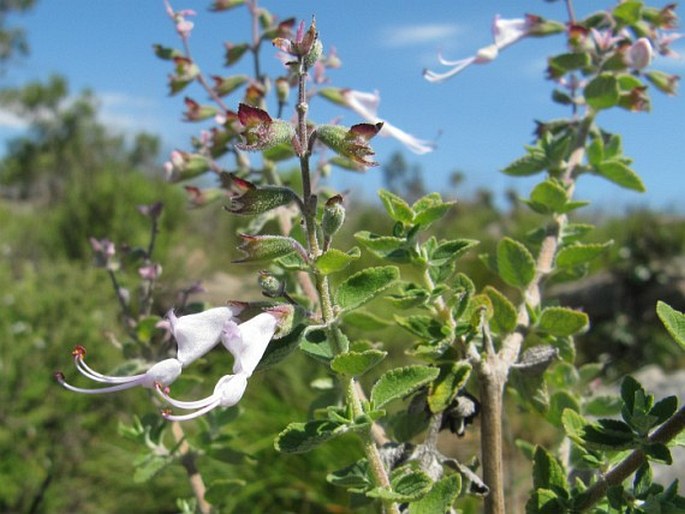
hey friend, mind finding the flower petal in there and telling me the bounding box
[222,313,278,376]
[169,306,236,365]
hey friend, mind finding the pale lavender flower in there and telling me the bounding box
[424,15,538,83]
[158,312,278,421]
[164,0,196,38]
[138,263,163,281]
[626,37,653,70]
[340,89,435,154]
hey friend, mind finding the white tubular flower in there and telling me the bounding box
[340,89,436,154]
[56,307,236,395]
[158,312,279,421]
[424,15,535,83]
[167,306,237,366]
[55,346,183,394]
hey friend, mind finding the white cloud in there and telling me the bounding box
[98,91,163,135]
[0,109,28,130]
[380,23,463,48]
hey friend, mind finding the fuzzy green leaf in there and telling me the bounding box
[555,242,612,268]
[367,466,432,502]
[656,301,685,350]
[327,460,371,489]
[430,239,479,266]
[335,266,399,312]
[378,189,414,224]
[596,160,646,192]
[315,247,361,275]
[502,153,547,176]
[527,180,569,214]
[343,311,390,330]
[533,446,568,492]
[298,326,335,363]
[484,286,518,334]
[331,350,387,377]
[538,307,588,336]
[274,419,346,454]
[497,238,536,288]
[409,474,461,514]
[584,73,620,110]
[371,365,440,409]
[354,231,411,263]
[428,361,472,413]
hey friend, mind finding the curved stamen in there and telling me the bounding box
[55,371,144,394]
[161,399,221,421]
[74,357,146,384]
[155,383,220,410]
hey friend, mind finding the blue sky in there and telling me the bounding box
[1,1,683,211]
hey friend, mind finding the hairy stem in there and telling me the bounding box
[294,53,398,514]
[479,112,595,514]
[171,421,211,514]
[574,406,685,512]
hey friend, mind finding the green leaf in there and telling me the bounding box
[371,365,440,409]
[409,474,461,514]
[546,391,581,428]
[315,247,361,275]
[649,396,678,425]
[204,479,246,506]
[497,238,536,288]
[502,153,548,176]
[526,180,569,214]
[656,301,685,350]
[343,311,390,330]
[331,350,387,377]
[484,286,518,334]
[428,361,472,413]
[395,314,446,340]
[430,239,479,266]
[584,395,622,417]
[298,325,335,363]
[334,266,399,312]
[212,74,249,96]
[152,44,182,60]
[327,459,371,489]
[378,189,414,224]
[547,52,591,77]
[274,419,346,454]
[526,488,565,514]
[561,409,589,446]
[412,194,455,227]
[556,242,612,268]
[613,0,642,24]
[538,307,588,336]
[583,419,635,450]
[533,446,568,492]
[225,42,249,66]
[133,453,173,483]
[644,443,672,464]
[584,73,620,110]
[595,160,646,192]
[262,142,296,161]
[367,466,432,502]
[354,231,411,263]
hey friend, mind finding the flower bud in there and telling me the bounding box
[645,70,679,95]
[304,39,323,68]
[224,174,297,215]
[258,271,284,297]
[236,103,295,152]
[322,195,345,237]
[275,77,290,104]
[164,150,210,181]
[315,123,383,168]
[626,37,653,70]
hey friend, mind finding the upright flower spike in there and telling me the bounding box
[424,14,563,83]
[56,307,236,395]
[321,88,435,155]
[157,312,279,421]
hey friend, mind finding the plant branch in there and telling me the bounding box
[170,421,211,514]
[574,406,685,512]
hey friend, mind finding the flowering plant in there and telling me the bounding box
[56,1,685,513]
